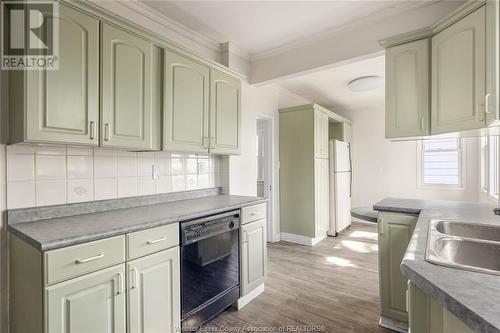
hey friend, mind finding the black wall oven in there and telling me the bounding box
[180,210,240,330]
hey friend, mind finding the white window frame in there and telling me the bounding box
[480,136,489,193]
[417,139,465,190]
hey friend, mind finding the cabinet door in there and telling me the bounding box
[486,0,499,125]
[385,39,430,138]
[314,158,330,236]
[408,281,474,333]
[128,247,180,333]
[25,4,99,145]
[164,50,210,153]
[241,219,267,295]
[431,7,486,134]
[314,110,329,158]
[209,69,241,155]
[45,265,126,333]
[378,212,417,323]
[101,23,158,150]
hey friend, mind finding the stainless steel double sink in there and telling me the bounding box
[426,220,500,275]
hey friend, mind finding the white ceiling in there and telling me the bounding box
[140,1,430,57]
[278,55,385,111]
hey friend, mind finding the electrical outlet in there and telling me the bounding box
[152,165,160,179]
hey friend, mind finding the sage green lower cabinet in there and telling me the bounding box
[9,3,100,145]
[240,218,267,296]
[45,264,126,333]
[101,23,160,150]
[378,212,418,324]
[407,281,473,333]
[127,247,181,333]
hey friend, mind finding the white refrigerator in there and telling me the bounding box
[328,140,352,236]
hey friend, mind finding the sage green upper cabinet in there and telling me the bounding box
[209,69,241,155]
[10,4,99,145]
[128,248,180,333]
[241,218,267,296]
[164,50,210,153]
[378,211,417,324]
[101,23,160,150]
[431,6,486,135]
[314,110,329,158]
[386,39,430,138]
[45,264,126,333]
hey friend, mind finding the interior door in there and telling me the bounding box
[101,23,156,149]
[431,6,486,134]
[25,4,99,145]
[163,50,210,153]
[128,248,180,333]
[209,69,241,155]
[45,265,126,333]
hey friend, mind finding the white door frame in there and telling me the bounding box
[256,113,278,242]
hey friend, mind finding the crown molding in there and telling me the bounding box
[118,0,221,53]
[250,0,439,62]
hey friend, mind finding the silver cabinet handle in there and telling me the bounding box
[90,121,96,140]
[116,272,124,295]
[104,123,110,141]
[130,269,138,289]
[485,94,494,115]
[75,253,104,264]
[147,236,167,245]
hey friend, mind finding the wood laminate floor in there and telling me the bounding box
[203,222,392,333]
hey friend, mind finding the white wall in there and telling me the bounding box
[344,105,480,208]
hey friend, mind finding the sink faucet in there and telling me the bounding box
[494,208,500,216]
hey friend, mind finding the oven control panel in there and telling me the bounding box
[180,210,240,245]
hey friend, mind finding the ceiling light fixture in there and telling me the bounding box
[348,76,384,92]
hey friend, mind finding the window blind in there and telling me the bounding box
[422,139,461,186]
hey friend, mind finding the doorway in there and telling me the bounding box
[256,115,275,242]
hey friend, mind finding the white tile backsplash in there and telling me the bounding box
[6,145,220,208]
[35,155,66,180]
[7,154,34,181]
[36,180,66,206]
[67,156,93,179]
[67,179,93,203]
[94,178,117,200]
[117,177,138,198]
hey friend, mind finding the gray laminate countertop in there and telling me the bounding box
[374,197,500,333]
[8,195,266,251]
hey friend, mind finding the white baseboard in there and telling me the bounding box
[280,232,327,246]
[379,316,408,333]
[234,283,265,310]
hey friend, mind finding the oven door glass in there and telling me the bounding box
[181,228,239,318]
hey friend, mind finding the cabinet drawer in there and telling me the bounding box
[127,223,179,260]
[241,203,267,224]
[44,236,125,286]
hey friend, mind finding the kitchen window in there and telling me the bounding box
[418,139,464,189]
